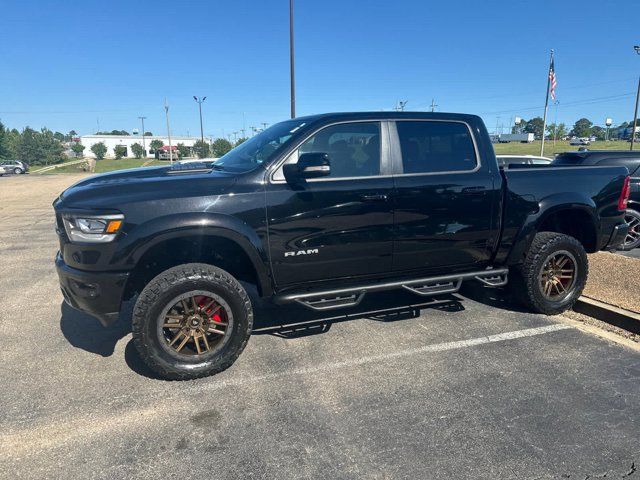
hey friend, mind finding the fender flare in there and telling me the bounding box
[507,193,598,264]
[115,212,274,296]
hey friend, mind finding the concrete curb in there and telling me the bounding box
[573,296,640,334]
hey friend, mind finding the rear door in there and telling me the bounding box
[390,120,501,273]
[266,121,394,286]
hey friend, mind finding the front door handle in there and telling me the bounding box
[461,186,486,195]
[361,194,389,202]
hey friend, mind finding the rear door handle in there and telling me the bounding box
[461,186,486,195]
[361,194,389,202]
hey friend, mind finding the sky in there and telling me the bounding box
[0,0,638,139]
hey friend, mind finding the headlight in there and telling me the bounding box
[62,214,124,243]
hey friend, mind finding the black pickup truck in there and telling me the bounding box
[54,112,630,380]
[551,150,640,250]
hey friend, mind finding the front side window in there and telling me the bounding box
[297,122,381,178]
[214,119,307,173]
[396,121,477,174]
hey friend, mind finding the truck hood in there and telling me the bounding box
[55,165,241,210]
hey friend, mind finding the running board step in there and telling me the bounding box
[275,268,509,311]
[402,279,461,296]
[474,272,508,287]
[295,292,365,311]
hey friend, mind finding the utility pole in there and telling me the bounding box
[540,49,554,157]
[193,96,206,142]
[429,98,438,112]
[261,122,268,130]
[138,116,147,157]
[289,0,296,118]
[164,98,174,164]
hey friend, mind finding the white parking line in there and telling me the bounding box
[194,323,573,393]
[0,323,573,458]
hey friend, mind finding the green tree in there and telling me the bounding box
[114,145,127,159]
[91,142,107,160]
[0,121,8,159]
[591,126,606,140]
[193,140,210,158]
[144,131,153,136]
[211,138,233,157]
[523,117,544,139]
[546,123,567,140]
[176,143,191,158]
[4,128,20,159]
[149,139,164,153]
[16,127,65,166]
[131,142,144,159]
[570,118,593,137]
[235,137,247,147]
[71,142,85,157]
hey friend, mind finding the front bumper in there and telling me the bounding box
[56,252,129,326]
[604,223,630,251]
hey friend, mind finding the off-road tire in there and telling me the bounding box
[510,232,588,315]
[132,263,253,380]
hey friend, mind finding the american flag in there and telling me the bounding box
[549,57,557,100]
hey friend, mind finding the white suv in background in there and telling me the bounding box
[0,160,28,175]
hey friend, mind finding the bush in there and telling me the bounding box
[71,143,85,157]
[131,142,144,159]
[114,145,127,159]
[193,140,210,158]
[90,142,107,160]
[211,138,233,157]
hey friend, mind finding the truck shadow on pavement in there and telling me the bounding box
[59,281,529,379]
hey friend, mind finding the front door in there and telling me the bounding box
[266,121,394,287]
[391,120,501,273]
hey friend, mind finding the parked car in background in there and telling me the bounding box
[496,155,551,168]
[0,160,29,175]
[54,112,630,380]
[569,138,590,146]
[552,150,640,250]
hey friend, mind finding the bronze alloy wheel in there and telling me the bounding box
[157,290,233,357]
[623,212,640,248]
[538,250,577,300]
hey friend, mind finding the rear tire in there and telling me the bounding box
[14,168,23,175]
[621,209,640,251]
[132,263,253,380]
[510,232,588,315]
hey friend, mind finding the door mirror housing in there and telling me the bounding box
[283,152,331,183]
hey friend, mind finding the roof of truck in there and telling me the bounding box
[293,111,482,124]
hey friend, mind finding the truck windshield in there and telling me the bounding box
[213,119,308,172]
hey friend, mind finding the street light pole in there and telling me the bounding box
[138,116,147,157]
[631,46,640,150]
[289,0,296,118]
[193,96,206,143]
[164,98,174,164]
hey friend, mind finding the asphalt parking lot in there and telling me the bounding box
[1,175,639,479]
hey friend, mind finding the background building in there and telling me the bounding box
[79,134,204,158]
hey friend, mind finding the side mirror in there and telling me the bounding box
[284,152,331,183]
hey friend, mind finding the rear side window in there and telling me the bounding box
[396,121,477,174]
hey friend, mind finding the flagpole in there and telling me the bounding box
[540,49,554,157]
